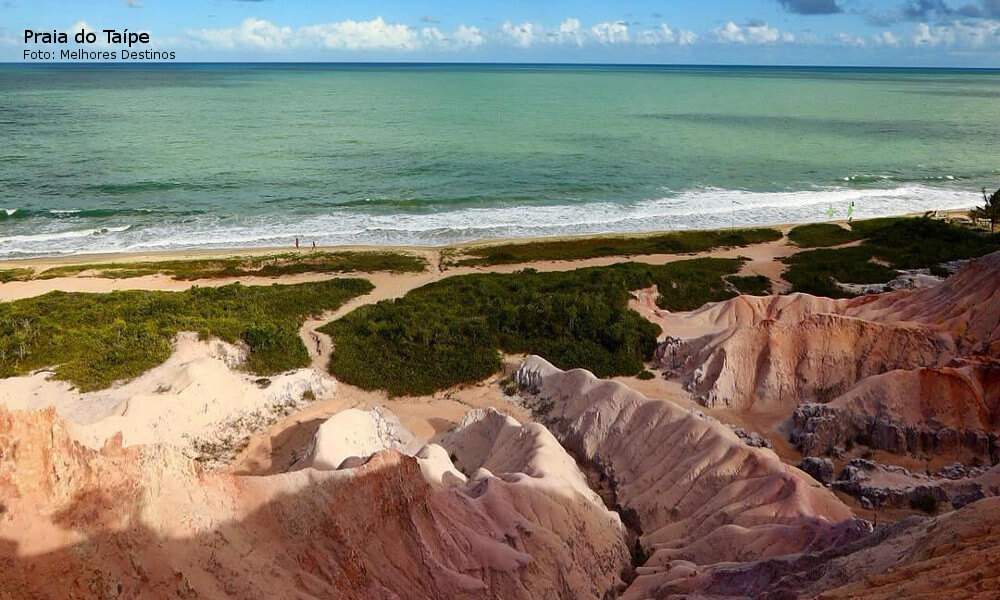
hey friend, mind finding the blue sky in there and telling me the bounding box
[4,0,1000,65]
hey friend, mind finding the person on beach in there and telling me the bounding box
[828,204,835,219]
[848,201,855,223]
[312,240,316,250]
[295,237,300,249]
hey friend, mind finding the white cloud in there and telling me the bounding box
[713,21,794,44]
[678,30,698,45]
[186,15,996,56]
[872,30,900,46]
[451,25,486,48]
[912,20,1000,48]
[635,23,698,45]
[837,32,866,46]
[188,17,293,50]
[501,21,534,48]
[125,0,145,7]
[187,17,479,52]
[590,21,630,44]
[552,18,584,46]
[420,27,446,44]
[299,17,420,50]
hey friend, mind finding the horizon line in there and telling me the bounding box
[4,60,1000,70]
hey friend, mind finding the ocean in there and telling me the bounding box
[1,63,998,258]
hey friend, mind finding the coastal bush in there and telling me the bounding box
[323,258,743,396]
[35,251,426,281]
[782,246,897,298]
[0,279,373,391]
[783,217,1000,297]
[636,370,656,380]
[0,268,34,283]
[857,217,1000,269]
[786,223,861,248]
[726,274,772,295]
[444,228,782,267]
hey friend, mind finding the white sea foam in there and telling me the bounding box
[0,185,979,258]
[0,225,132,246]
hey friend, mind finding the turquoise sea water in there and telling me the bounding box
[1,63,998,257]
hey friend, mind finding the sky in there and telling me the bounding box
[3,0,1000,65]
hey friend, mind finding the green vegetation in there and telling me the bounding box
[34,251,426,281]
[783,246,898,298]
[726,274,772,296]
[0,268,34,283]
[635,370,656,380]
[444,228,782,267]
[322,258,743,396]
[786,223,862,248]
[0,279,372,391]
[853,217,1000,269]
[783,217,1000,297]
[969,187,1000,233]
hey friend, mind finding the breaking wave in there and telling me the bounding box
[0,184,979,258]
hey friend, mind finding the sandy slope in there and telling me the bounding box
[647,251,1000,466]
[0,404,629,600]
[510,356,1000,600]
[0,333,334,466]
[511,357,868,588]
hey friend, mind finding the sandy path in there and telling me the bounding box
[1,236,801,382]
[0,237,798,302]
[297,269,442,370]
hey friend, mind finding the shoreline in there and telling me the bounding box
[0,207,972,270]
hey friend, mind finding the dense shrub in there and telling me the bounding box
[726,274,772,295]
[446,228,782,267]
[0,268,33,283]
[0,279,372,391]
[323,258,744,396]
[782,246,897,298]
[783,217,1000,297]
[36,251,426,281]
[787,223,861,248]
[858,217,1000,269]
